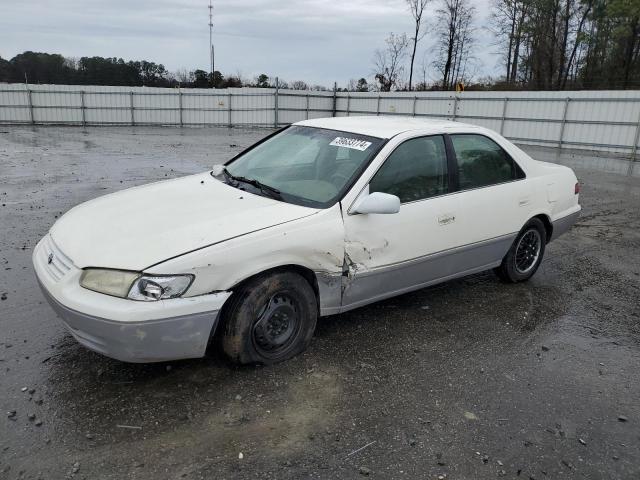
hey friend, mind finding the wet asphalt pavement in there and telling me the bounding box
[1,126,639,480]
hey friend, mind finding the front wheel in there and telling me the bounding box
[495,218,546,283]
[219,271,317,365]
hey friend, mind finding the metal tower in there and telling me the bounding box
[208,0,215,87]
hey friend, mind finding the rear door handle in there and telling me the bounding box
[518,197,530,206]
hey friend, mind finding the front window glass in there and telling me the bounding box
[224,126,384,207]
[451,134,525,190]
[369,135,448,203]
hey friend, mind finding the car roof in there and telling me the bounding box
[294,116,482,139]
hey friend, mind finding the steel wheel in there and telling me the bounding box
[514,228,542,274]
[251,293,302,358]
[219,271,317,365]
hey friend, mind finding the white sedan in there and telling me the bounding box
[33,117,581,364]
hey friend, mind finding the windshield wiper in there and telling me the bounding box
[222,167,282,200]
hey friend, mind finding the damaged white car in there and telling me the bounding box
[33,117,581,364]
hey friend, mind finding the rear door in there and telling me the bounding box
[445,133,530,267]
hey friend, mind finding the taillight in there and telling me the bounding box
[574,182,581,195]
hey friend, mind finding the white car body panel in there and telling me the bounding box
[50,172,318,271]
[151,203,345,312]
[33,116,581,362]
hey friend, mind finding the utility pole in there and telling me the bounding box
[208,0,215,88]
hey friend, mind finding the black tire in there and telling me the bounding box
[219,271,317,365]
[495,218,547,283]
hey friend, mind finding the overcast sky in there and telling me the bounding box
[0,0,499,87]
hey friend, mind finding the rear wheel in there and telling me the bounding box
[495,218,546,283]
[219,271,317,365]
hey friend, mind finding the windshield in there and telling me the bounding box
[223,126,384,208]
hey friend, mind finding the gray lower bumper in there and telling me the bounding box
[39,282,220,363]
[550,210,580,242]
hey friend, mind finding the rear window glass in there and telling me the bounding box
[451,134,525,190]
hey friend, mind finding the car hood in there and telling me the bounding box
[50,172,318,271]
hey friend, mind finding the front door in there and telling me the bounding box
[341,134,464,310]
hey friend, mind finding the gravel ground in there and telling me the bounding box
[1,126,639,480]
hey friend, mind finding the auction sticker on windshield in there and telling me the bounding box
[329,137,372,151]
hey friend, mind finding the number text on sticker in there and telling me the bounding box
[329,137,372,151]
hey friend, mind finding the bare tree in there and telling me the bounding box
[406,0,431,90]
[174,68,194,86]
[291,80,309,90]
[433,0,476,89]
[273,77,289,89]
[411,50,431,90]
[489,0,530,83]
[508,0,596,89]
[557,0,593,89]
[63,56,79,70]
[373,33,409,91]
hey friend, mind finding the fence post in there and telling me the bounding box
[27,89,34,124]
[452,95,458,121]
[499,97,508,135]
[558,97,570,148]
[305,93,309,120]
[332,82,337,117]
[228,90,233,128]
[346,94,350,117]
[376,94,381,116]
[129,91,135,126]
[178,90,183,127]
[412,96,417,117]
[274,77,279,127]
[80,90,86,127]
[628,106,640,175]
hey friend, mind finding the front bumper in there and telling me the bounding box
[33,235,231,363]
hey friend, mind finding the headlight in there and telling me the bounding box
[127,275,194,301]
[80,269,141,297]
[80,269,193,301]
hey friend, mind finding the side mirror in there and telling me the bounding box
[352,192,400,215]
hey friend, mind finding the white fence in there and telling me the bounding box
[2,83,640,158]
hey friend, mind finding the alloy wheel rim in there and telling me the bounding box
[515,229,542,274]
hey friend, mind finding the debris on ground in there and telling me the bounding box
[464,411,478,420]
[359,466,371,476]
[116,425,142,430]
[347,441,376,457]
